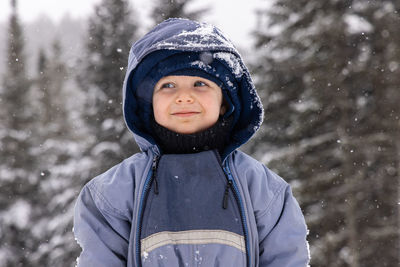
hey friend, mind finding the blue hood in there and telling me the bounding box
[122,18,264,158]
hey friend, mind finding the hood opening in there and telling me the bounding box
[122,19,264,159]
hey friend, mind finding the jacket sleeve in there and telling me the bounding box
[257,181,310,266]
[73,180,131,267]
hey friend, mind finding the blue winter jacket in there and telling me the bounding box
[73,18,310,267]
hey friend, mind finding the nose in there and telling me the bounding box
[175,91,194,104]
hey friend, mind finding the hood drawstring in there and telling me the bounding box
[212,149,234,210]
[223,180,233,209]
[152,155,160,195]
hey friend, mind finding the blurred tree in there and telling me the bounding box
[35,41,71,137]
[76,0,140,179]
[0,0,31,131]
[27,39,86,266]
[250,0,400,266]
[151,0,209,25]
[0,0,37,266]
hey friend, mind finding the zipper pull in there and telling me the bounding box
[152,156,159,195]
[223,180,232,209]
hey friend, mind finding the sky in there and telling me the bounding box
[0,0,268,49]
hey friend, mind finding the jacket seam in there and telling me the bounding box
[87,180,128,219]
[255,181,287,220]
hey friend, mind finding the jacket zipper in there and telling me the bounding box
[136,154,160,267]
[222,159,251,267]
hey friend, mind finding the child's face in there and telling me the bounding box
[153,75,225,134]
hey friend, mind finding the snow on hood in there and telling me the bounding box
[122,18,264,158]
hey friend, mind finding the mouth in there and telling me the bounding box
[171,111,200,117]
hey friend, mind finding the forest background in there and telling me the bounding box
[0,0,399,266]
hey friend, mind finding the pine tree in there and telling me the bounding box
[1,0,30,131]
[0,0,37,265]
[34,41,69,136]
[251,1,400,266]
[77,0,140,179]
[27,39,84,266]
[151,0,209,25]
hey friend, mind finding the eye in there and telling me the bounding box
[160,82,175,89]
[194,81,207,87]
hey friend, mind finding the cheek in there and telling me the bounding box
[203,95,223,119]
[152,96,167,122]
[210,93,223,113]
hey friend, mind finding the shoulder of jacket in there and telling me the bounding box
[232,150,288,186]
[83,151,150,217]
[231,150,290,217]
[89,151,148,184]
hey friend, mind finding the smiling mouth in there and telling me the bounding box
[172,112,200,117]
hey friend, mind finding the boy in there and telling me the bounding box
[73,18,310,267]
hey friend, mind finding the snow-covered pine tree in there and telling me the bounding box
[250,1,400,266]
[76,0,140,180]
[34,41,71,137]
[0,0,37,265]
[27,39,88,266]
[151,0,209,25]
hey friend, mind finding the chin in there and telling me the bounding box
[174,126,201,134]
[175,129,197,134]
